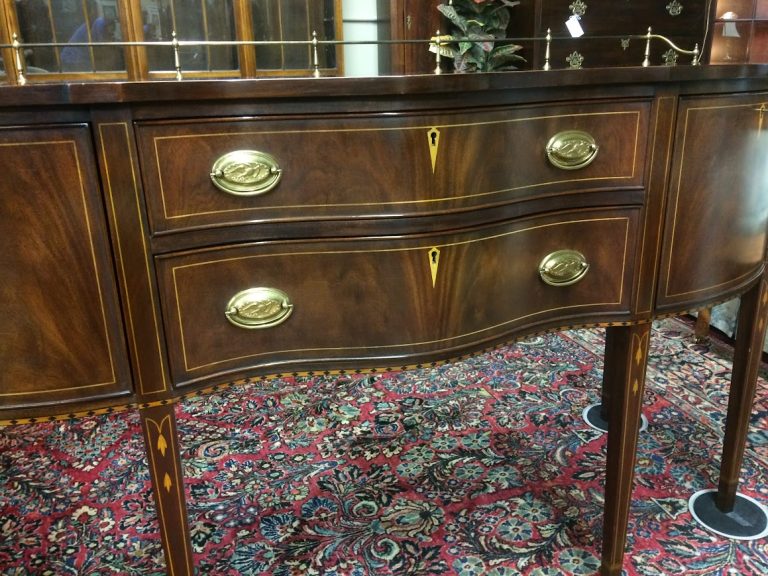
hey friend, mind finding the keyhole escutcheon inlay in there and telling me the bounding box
[428,247,441,287]
[428,127,441,173]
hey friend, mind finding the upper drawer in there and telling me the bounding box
[136,101,650,234]
[157,207,640,388]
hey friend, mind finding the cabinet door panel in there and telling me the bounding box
[0,125,131,409]
[657,94,768,310]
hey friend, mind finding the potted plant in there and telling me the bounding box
[435,0,524,72]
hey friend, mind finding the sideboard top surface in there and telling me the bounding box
[2,65,768,110]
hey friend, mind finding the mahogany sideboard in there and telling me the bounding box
[1,66,768,575]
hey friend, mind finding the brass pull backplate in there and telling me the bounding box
[225,287,294,329]
[210,150,282,196]
[539,250,590,286]
[545,130,599,170]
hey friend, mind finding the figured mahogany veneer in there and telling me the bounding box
[0,125,131,410]
[136,101,648,235]
[1,67,768,576]
[157,208,639,387]
[658,93,768,311]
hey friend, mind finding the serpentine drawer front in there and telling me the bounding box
[136,101,649,235]
[156,207,640,388]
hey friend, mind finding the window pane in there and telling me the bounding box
[252,0,282,69]
[142,0,237,73]
[16,0,126,74]
[319,0,337,69]
[760,0,768,18]
[282,0,310,69]
[250,0,338,73]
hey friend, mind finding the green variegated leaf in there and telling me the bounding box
[452,0,484,15]
[436,0,524,72]
[493,42,523,55]
[436,5,469,35]
[489,43,525,71]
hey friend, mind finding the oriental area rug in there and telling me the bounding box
[1,318,767,576]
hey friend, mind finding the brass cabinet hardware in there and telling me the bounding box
[545,130,599,170]
[566,51,585,69]
[666,0,683,17]
[210,150,282,196]
[225,287,294,329]
[569,1,587,17]
[539,250,590,286]
[12,34,27,86]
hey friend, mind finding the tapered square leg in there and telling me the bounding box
[689,279,768,539]
[583,328,648,434]
[140,402,195,576]
[718,279,768,509]
[600,323,651,576]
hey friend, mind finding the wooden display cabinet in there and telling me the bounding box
[2,65,768,576]
[3,5,768,576]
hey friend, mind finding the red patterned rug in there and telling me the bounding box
[1,318,767,575]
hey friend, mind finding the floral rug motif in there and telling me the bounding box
[1,318,767,575]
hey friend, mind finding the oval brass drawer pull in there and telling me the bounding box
[539,250,590,286]
[210,150,282,196]
[545,130,599,170]
[225,287,294,329]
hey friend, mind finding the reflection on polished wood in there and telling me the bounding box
[694,307,712,342]
[0,0,728,84]
[2,0,343,81]
[1,65,767,575]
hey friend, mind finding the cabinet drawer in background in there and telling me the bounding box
[157,207,640,388]
[531,1,708,68]
[137,101,649,235]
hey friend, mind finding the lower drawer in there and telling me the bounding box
[157,208,640,387]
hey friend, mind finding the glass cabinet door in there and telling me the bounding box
[141,0,238,73]
[710,0,768,62]
[250,0,338,73]
[16,0,127,75]
[5,0,344,82]
[753,0,768,61]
